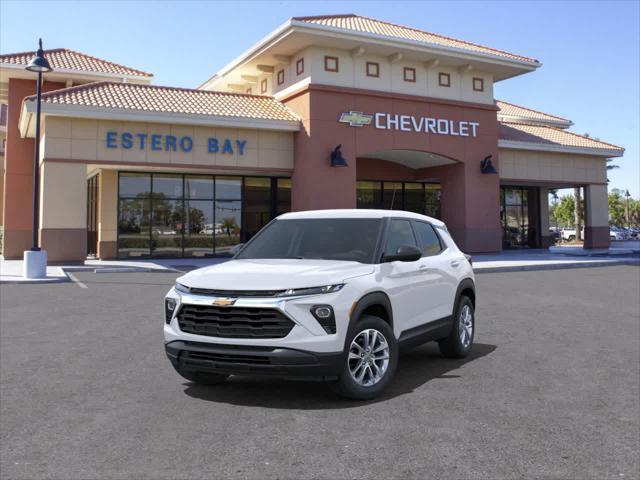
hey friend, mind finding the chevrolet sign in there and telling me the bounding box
[338,111,373,127]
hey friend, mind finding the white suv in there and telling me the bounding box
[164,210,475,399]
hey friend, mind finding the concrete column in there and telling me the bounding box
[284,91,357,211]
[98,170,118,259]
[39,161,87,261]
[1,78,66,259]
[584,184,610,249]
[539,188,553,247]
[423,161,501,253]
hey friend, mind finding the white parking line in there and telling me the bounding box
[66,272,88,289]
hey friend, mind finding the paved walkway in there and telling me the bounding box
[2,248,638,283]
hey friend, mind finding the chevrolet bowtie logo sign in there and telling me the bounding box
[213,298,236,306]
[339,111,373,127]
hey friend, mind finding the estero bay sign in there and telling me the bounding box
[339,111,480,137]
[105,131,248,155]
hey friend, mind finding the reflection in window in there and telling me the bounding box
[117,173,290,258]
[383,182,403,210]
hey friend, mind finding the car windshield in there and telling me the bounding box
[236,218,383,263]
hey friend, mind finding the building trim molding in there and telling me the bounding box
[498,140,623,158]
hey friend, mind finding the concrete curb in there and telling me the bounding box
[474,259,640,274]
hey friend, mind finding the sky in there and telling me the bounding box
[1,0,638,197]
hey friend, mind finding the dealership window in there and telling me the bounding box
[403,67,416,82]
[277,69,284,85]
[117,173,290,258]
[473,77,484,92]
[438,72,450,87]
[356,181,441,219]
[366,62,380,78]
[324,56,339,72]
[260,79,268,94]
[296,58,304,75]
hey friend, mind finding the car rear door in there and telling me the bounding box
[411,220,459,324]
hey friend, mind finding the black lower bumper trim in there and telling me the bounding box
[166,340,343,378]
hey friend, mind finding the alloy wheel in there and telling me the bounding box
[348,329,390,387]
[459,305,473,348]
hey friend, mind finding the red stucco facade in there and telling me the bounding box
[283,84,502,253]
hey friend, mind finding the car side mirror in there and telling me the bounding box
[230,243,245,256]
[383,245,422,263]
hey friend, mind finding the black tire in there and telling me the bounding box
[438,296,475,358]
[175,367,229,385]
[567,235,575,242]
[328,315,398,400]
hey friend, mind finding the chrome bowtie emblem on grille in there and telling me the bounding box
[213,297,236,306]
[339,111,373,127]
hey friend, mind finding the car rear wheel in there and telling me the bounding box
[174,367,230,385]
[438,296,474,358]
[328,315,398,400]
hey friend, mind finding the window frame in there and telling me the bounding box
[324,55,339,72]
[366,61,380,78]
[438,72,451,87]
[411,220,446,257]
[472,77,484,92]
[277,69,285,85]
[403,67,416,83]
[296,58,304,76]
[260,78,268,94]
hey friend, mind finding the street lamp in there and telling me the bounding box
[23,39,52,279]
[625,189,631,229]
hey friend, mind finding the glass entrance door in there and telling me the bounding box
[500,186,540,248]
[86,175,99,257]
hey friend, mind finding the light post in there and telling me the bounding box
[23,39,52,279]
[625,189,631,230]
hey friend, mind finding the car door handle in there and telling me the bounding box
[450,260,460,267]
[419,265,430,272]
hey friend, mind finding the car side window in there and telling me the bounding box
[413,221,443,256]
[384,219,417,256]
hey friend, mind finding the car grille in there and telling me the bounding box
[181,350,270,366]
[187,288,285,297]
[177,305,295,339]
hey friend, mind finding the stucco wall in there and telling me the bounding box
[41,117,294,171]
[273,46,494,105]
[499,148,607,184]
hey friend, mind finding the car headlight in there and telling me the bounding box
[175,282,190,294]
[278,284,345,297]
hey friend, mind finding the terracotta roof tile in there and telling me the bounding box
[0,48,152,78]
[499,122,623,153]
[293,14,538,64]
[27,82,299,122]
[496,100,571,126]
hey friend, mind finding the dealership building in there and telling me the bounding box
[0,14,624,261]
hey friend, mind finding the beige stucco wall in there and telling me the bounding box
[42,117,294,170]
[585,184,609,228]
[39,161,86,229]
[499,149,607,184]
[98,169,118,243]
[272,46,494,104]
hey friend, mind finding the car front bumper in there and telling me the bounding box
[166,340,344,378]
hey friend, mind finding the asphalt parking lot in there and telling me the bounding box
[1,265,639,479]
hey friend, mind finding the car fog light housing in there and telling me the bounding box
[165,298,177,324]
[311,305,336,334]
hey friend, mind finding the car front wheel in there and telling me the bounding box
[328,315,398,400]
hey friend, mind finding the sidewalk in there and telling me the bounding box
[2,249,637,283]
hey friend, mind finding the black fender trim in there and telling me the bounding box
[455,277,476,308]
[344,291,394,349]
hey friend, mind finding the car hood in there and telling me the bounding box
[178,259,374,291]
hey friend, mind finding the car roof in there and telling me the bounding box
[278,209,445,226]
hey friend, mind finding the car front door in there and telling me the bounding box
[377,218,430,336]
